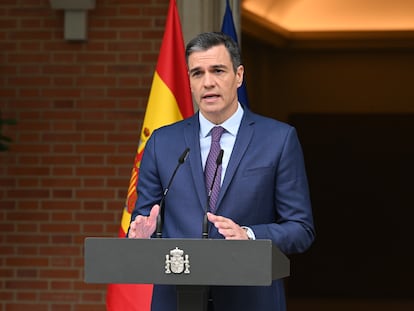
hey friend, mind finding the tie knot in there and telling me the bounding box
[211,126,224,142]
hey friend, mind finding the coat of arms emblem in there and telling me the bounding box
[165,247,190,274]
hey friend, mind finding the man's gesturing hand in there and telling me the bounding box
[128,204,160,239]
[207,212,249,240]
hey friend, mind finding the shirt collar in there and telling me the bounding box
[199,103,244,138]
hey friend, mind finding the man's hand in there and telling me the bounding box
[207,212,249,240]
[128,204,160,239]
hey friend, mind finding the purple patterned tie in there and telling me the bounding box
[205,126,225,212]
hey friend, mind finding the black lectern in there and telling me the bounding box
[84,238,289,311]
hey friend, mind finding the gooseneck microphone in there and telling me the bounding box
[155,148,190,238]
[202,149,224,239]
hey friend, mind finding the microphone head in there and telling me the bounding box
[216,149,224,165]
[178,148,190,164]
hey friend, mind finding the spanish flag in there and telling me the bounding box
[106,0,194,310]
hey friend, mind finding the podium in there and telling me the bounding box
[84,238,289,311]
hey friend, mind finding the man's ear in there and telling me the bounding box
[236,65,244,87]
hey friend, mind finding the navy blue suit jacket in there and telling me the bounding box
[131,108,315,311]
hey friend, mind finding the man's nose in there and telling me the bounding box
[203,72,215,87]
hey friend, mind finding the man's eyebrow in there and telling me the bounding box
[189,64,228,74]
[189,67,202,74]
[211,64,227,70]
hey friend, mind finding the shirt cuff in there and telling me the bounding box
[241,226,256,240]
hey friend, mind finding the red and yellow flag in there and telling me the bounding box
[106,0,194,310]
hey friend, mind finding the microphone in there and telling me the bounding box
[202,149,224,239]
[155,148,190,238]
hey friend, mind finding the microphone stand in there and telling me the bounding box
[155,148,189,238]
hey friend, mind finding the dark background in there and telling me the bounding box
[288,114,413,299]
[242,32,414,308]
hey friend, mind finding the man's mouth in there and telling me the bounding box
[202,94,220,100]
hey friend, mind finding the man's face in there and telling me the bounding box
[187,44,244,124]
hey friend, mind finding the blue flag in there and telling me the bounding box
[221,0,249,108]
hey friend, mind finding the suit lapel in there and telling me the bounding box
[183,113,208,211]
[216,111,255,211]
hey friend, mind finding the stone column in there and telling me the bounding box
[177,0,241,45]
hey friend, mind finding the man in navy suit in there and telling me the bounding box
[128,32,315,311]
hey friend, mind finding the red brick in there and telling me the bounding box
[19,65,42,74]
[17,247,39,256]
[6,235,49,244]
[43,65,81,75]
[52,77,74,86]
[7,189,49,199]
[41,178,81,188]
[83,171,112,185]
[84,88,108,97]
[50,257,72,268]
[83,133,106,142]
[40,200,80,211]
[5,304,48,311]
[16,201,40,210]
[76,189,116,199]
[42,133,82,143]
[0,292,13,302]
[16,291,37,301]
[50,281,73,290]
[50,167,74,176]
[0,88,17,97]
[0,65,17,75]
[5,280,49,290]
[75,145,116,155]
[89,30,117,40]
[76,54,116,63]
[0,223,16,232]
[40,224,80,233]
[8,53,50,63]
[0,246,14,255]
[0,268,14,278]
[74,304,105,311]
[50,120,76,131]
[82,292,104,302]
[18,88,41,97]
[39,269,79,279]
[16,269,38,278]
[83,65,106,74]
[0,19,17,28]
[51,145,74,153]
[76,76,116,87]
[7,211,49,221]
[20,41,42,51]
[6,257,49,267]
[16,223,39,233]
[107,88,148,97]
[41,155,81,165]
[81,224,105,234]
[52,53,75,63]
[50,213,74,222]
[9,76,50,86]
[75,212,114,222]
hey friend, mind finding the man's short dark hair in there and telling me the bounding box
[185,32,242,73]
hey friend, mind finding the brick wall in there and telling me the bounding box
[0,0,169,310]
